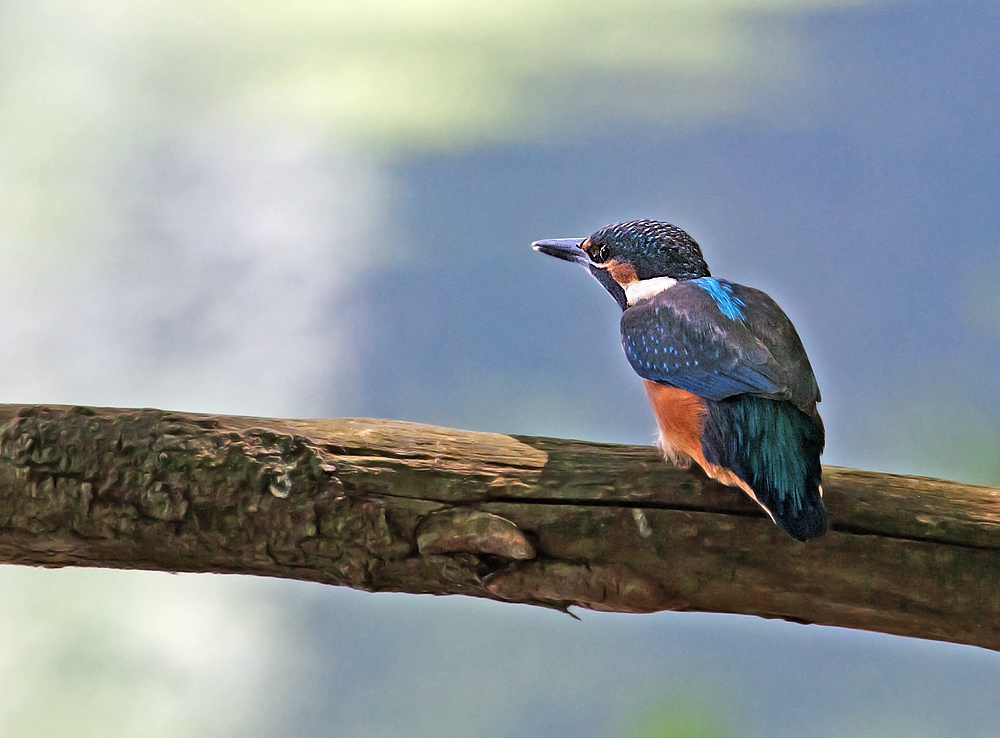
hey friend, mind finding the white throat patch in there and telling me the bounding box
[624,276,677,306]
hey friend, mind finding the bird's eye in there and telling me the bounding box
[592,244,610,263]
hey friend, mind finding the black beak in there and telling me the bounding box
[532,235,628,310]
[531,238,591,266]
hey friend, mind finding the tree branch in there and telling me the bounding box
[1,404,998,650]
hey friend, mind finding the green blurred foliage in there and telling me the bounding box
[0,566,289,738]
[622,698,731,738]
[0,0,885,261]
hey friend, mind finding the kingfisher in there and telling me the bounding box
[533,219,827,541]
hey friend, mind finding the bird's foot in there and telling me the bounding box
[668,454,693,470]
[653,433,693,469]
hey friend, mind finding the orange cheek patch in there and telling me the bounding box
[605,260,638,287]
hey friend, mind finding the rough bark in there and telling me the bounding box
[1,404,998,650]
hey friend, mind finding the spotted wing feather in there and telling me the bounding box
[620,281,790,403]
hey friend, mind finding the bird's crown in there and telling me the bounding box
[585,220,710,281]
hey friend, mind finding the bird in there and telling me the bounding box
[532,219,827,541]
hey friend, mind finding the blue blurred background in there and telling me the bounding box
[1,1,999,735]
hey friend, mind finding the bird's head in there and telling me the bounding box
[532,219,711,309]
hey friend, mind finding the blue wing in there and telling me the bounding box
[621,278,816,406]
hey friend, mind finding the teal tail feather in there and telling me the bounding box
[702,395,827,541]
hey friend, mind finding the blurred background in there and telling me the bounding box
[1,0,999,735]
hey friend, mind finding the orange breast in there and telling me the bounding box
[642,380,706,461]
[642,379,762,506]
